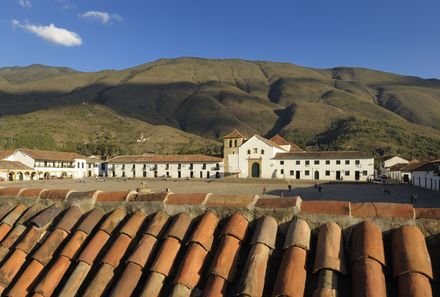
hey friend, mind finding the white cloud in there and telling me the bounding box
[18,0,31,9]
[79,11,123,24]
[57,0,75,11]
[11,19,82,47]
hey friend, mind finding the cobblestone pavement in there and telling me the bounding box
[2,178,439,207]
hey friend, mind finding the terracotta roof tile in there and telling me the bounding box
[60,230,87,259]
[16,226,45,253]
[99,208,126,235]
[392,225,433,279]
[54,206,83,233]
[0,187,436,296]
[301,201,350,216]
[77,208,105,235]
[272,246,307,297]
[82,262,114,297]
[119,210,146,238]
[101,233,132,267]
[0,149,14,160]
[269,135,291,146]
[0,249,27,287]
[109,262,143,297]
[0,187,22,197]
[19,148,85,161]
[139,271,166,297]
[78,229,111,265]
[169,283,192,297]
[351,221,385,265]
[165,213,192,241]
[203,275,228,297]
[0,224,27,251]
[32,228,68,265]
[351,202,414,219]
[0,225,11,242]
[313,222,346,274]
[127,234,157,267]
[57,260,92,297]
[415,208,440,219]
[255,196,300,209]
[173,243,208,289]
[0,204,12,221]
[352,258,387,297]
[30,204,63,229]
[250,215,278,249]
[222,129,246,139]
[143,211,169,237]
[220,213,248,241]
[39,189,74,200]
[283,219,311,251]
[34,255,71,297]
[131,191,169,202]
[150,236,182,276]
[1,203,27,227]
[209,235,241,281]
[166,192,208,205]
[7,259,44,296]
[96,191,132,202]
[18,188,46,198]
[17,203,46,224]
[189,212,219,251]
[238,243,271,297]
[66,190,99,201]
[397,272,433,297]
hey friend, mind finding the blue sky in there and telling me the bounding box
[1,0,439,78]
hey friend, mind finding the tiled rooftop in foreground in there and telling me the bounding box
[0,187,438,296]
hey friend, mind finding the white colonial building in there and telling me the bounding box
[411,161,440,191]
[106,154,223,179]
[380,156,409,177]
[223,130,375,181]
[0,149,90,180]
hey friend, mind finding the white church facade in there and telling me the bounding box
[223,129,375,181]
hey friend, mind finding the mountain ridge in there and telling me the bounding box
[0,57,439,158]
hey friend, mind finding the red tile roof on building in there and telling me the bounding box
[107,154,223,163]
[0,187,436,296]
[254,135,286,150]
[273,151,370,159]
[0,161,33,171]
[0,150,14,161]
[269,135,291,146]
[410,162,437,172]
[18,149,85,162]
[390,161,430,172]
[222,129,247,139]
[269,135,304,152]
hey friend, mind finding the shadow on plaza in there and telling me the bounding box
[263,183,440,208]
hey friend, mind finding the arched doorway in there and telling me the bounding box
[31,172,37,180]
[8,172,15,181]
[314,171,320,180]
[251,162,260,178]
[44,172,50,180]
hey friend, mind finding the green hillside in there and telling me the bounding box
[0,57,439,158]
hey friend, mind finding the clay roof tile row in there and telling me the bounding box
[0,188,436,296]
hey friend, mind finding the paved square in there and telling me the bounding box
[2,178,439,208]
